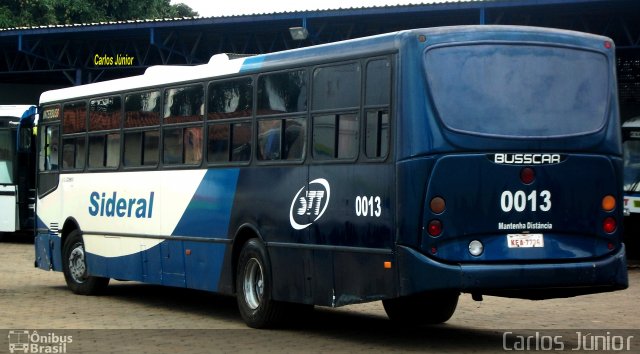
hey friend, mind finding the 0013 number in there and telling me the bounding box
[355,196,382,217]
[500,190,551,212]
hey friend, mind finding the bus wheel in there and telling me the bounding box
[62,230,109,295]
[382,291,459,324]
[236,238,286,328]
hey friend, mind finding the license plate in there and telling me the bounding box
[507,234,544,248]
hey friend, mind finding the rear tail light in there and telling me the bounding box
[603,217,617,234]
[427,220,442,237]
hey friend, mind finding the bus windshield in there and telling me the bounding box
[426,44,609,138]
[0,127,16,184]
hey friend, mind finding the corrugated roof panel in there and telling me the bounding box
[0,0,495,32]
[0,0,607,32]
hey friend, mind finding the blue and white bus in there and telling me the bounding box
[35,26,628,328]
[0,105,37,238]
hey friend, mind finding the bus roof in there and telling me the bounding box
[38,25,611,106]
[0,105,36,119]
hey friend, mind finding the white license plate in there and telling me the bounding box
[507,234,544,248]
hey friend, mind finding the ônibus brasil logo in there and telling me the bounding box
[289,178,331,230]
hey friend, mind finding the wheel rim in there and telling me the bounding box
[243,257,264,310]
[68,243,87,283]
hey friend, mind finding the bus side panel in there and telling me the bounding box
[333,251,396,306]
[34,232,52,271]
[142,243,162,284]
[34,233,63,272]
[80,168,238,291]
[307,164,396,306]
[268,246,314,304]
[83,235,229,292]
[184,241,228,292]
[311,249,334,306]
[225,166,309,302]
[395,157,436,249]
[160,240,185,287]
[83,237,145,282]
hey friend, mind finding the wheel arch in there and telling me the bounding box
[60,217,81,255]
[231,223,265,293]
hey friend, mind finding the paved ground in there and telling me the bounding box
[0,238,639,353]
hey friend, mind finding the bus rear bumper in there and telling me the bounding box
[396,244,629,300]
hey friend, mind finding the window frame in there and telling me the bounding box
[361,56,393,162]
[161,83,205,168]
[122,90,162,171]
[310,61,362,163]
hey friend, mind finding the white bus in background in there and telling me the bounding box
[623,117,640,214]
[622,117,640,257]
[0,105,37,239]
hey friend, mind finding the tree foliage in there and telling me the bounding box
[0,0,198,28]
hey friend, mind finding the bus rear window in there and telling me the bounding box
[425,44,609,137]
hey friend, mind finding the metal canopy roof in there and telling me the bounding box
[0,0,638,86]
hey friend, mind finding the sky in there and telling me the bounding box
[170,0,451,17]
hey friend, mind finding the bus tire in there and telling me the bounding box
[382,291,459,324]
[236,238,286,328]
[62,230,109,295]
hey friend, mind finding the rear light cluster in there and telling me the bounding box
[601,195,617,234]
[427,196,484,256]
[427,197,445,237]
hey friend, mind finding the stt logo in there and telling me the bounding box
[297,190,325,216]
[289,178,331,230]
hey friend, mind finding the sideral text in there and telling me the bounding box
[88,191,154,218]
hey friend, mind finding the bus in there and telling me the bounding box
[622,117,640,257]
[34,26,628,328]
[0,105,37,239]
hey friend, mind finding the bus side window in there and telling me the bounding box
[311,62,360,160]
[123,91,160,168]
[256,70,307,163]
[257,70,307,115]
[364,58,391,159]
[258,120,281,160]
[39,125,59,171]
[164,85,204,124]
[231,122,251,162]
[208,78,252,120]
[62,136,85,170]
[283,118,306,160]
[206,78,253,165]
[258,118,306,161]
[163,85,204,166]
[88,97,121,169]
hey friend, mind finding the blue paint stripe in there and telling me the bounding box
[240,55,265,73]
[170,168,240,238]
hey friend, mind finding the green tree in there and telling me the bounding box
[0,0,198,29]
